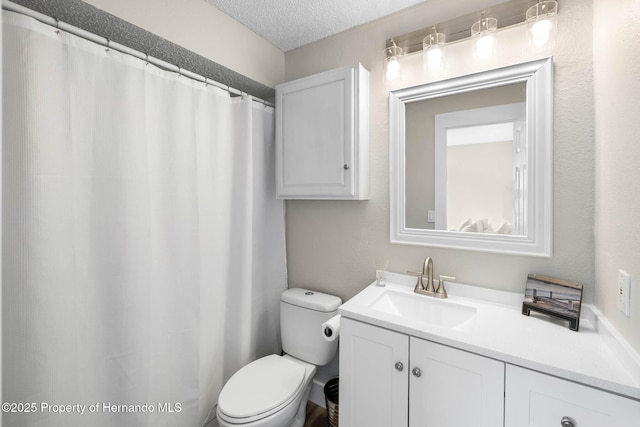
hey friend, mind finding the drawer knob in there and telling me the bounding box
[412,367,422,377]
[560,416,575,427]
[394,362,404,372]
[343,164,350,170]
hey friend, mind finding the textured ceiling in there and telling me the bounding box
[205,0,432,52]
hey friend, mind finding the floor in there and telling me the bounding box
[304,401,329,427]
[207,401,328,427]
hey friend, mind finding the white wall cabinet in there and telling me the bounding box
[275,63,369,199]
[339,318,504,427]
[505,365,640,427]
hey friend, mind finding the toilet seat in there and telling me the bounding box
[217,355,307,424]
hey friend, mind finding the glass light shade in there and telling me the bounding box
[423,32,446,71]
[383,45,404,84]
[526,1,558,49]
[471,16,498,59]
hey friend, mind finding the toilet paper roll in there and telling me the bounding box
[321,315,341,342]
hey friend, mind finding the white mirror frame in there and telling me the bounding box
[389,57,553,257]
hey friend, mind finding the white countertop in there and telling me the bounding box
[338,272,640,401]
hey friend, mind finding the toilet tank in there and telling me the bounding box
[280,288,342,366]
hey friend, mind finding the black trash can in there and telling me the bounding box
[324,377,339,427]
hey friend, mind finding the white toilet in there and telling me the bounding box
[216,288,342,427]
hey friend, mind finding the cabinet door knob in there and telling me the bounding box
[412,367,422,377]
[394,362,404,372]
[560,416,575,427]
[343,164,350,170]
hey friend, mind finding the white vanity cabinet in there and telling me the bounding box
[340,318,408,426]
[410,338,504,427]
[505,365,640,426]
[339,278,640,427]
[339,318,504,427]
[275,63,369,199]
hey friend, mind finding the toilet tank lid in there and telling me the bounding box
[281,288,342,312]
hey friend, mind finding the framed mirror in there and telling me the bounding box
[389,57,552,256]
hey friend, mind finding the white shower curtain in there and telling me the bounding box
[2,11,287,427]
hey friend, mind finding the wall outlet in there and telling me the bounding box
[617,270,631,317]
[427,210,435,223]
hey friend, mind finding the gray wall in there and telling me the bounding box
[593,0,640,353]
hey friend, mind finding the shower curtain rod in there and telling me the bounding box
[2,0,275,107]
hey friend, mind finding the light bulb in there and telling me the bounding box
[531,19,552,47]
[385,58,400,81]
[475,35,495,59]
[425,48,443,70]
[471,15,497,60]
[383,44,403,84]
[422,30,446,71]
[532,18,552,36]
[526,1,558,50]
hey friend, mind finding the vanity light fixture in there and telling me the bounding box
[383,41,404,84]
[526,1,558,49]
[471,11,498,59]
[423,26,446,71]
[384,0,559,81]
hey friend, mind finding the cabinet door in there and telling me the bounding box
[505,365,640,427]
[340,318,409,427]
[275,64,369,199]
[409,338,505,427]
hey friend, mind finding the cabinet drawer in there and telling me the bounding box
[505,365,640,426]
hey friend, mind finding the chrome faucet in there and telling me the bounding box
[409,257,452,299]
[421,257,435,293]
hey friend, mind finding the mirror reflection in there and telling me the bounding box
[389,58,553,256]
[404,83,526,234]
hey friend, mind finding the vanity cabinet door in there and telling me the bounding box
[340,318,409,427]
[505,365,640,426]
[409,338,505,427]
[275,63,369,200]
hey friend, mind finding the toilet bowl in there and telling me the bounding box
[216,288,341,427]
[216,355,315,427]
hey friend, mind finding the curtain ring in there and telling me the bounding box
[105,39,110,53]
[145,53,150,66]
[54,18,60,34]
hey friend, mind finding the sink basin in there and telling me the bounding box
[369,288,477,331]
